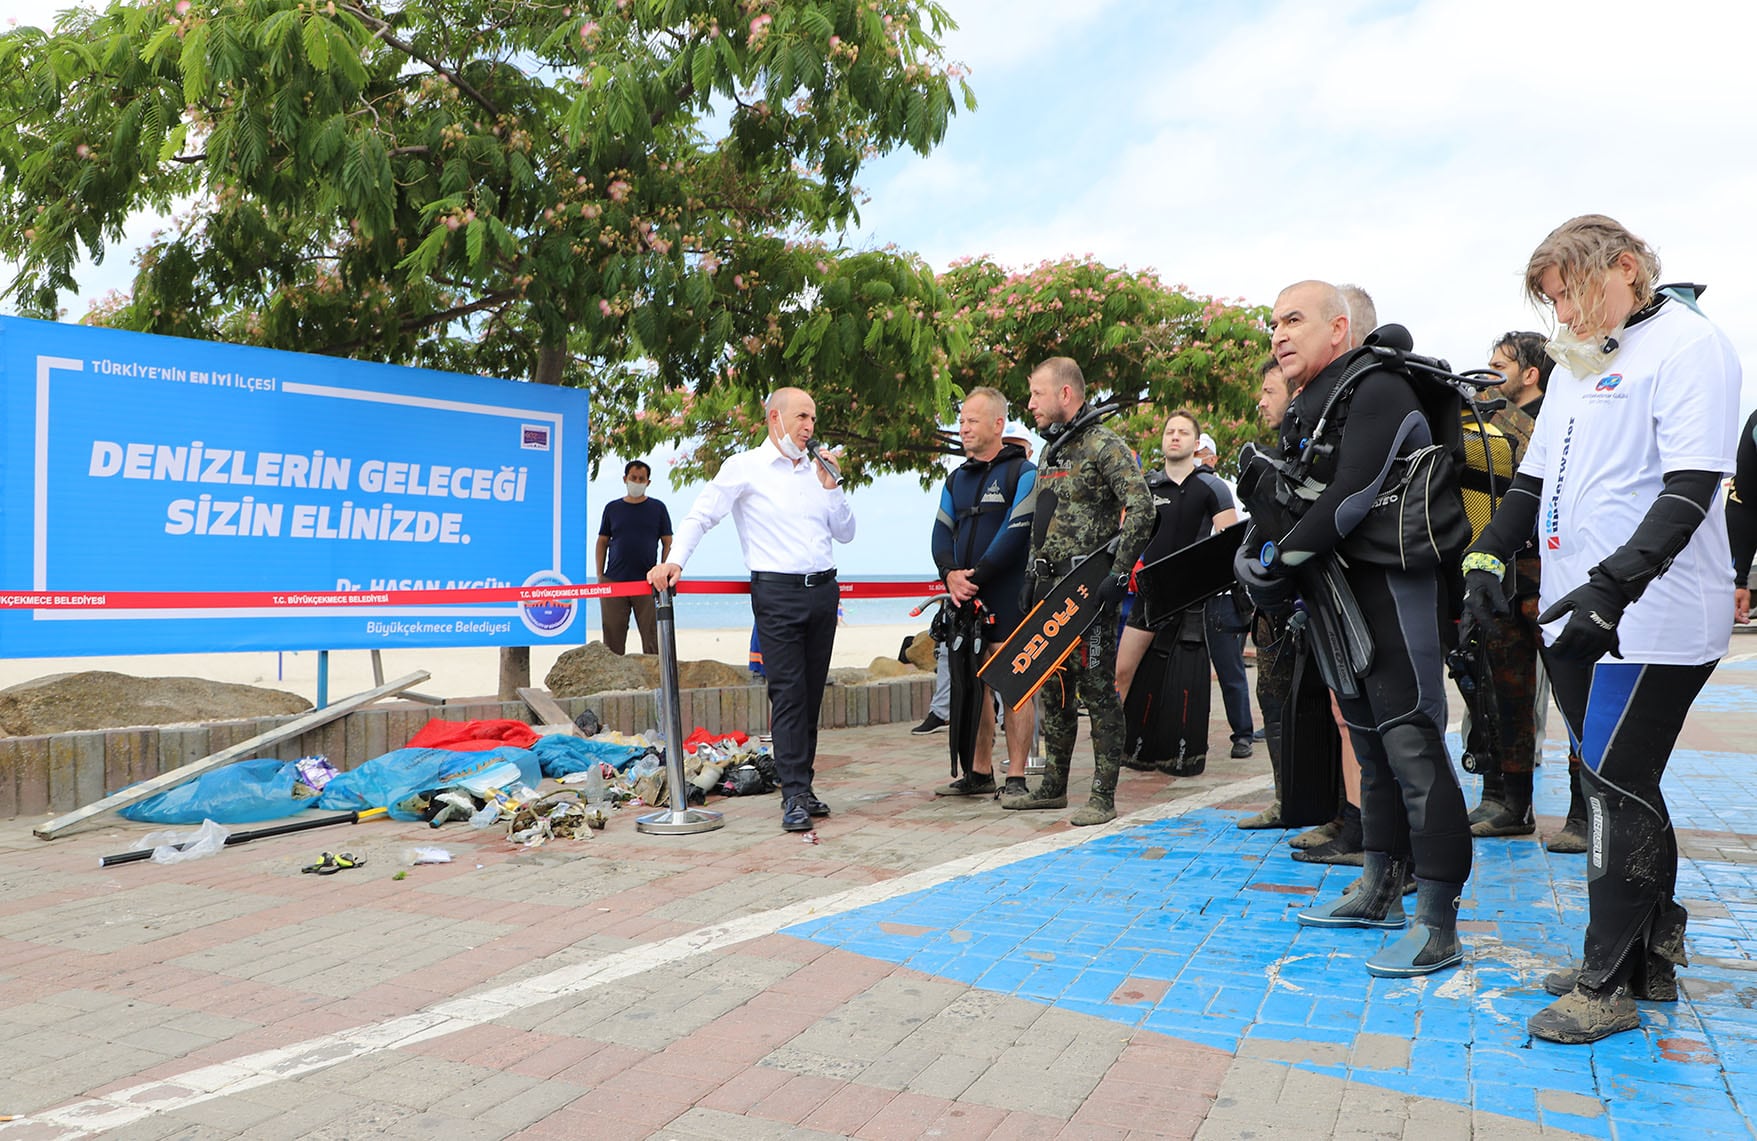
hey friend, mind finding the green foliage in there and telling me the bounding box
[0,0,974,474]
[942,255,1271,476]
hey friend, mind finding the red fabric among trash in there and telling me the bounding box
[406,718,541,752]
[682,728,748,751]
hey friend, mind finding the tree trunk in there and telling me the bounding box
[498,645,531,702]
[497,341,570,698]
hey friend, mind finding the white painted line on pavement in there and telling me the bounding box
[2,774,1273,1138]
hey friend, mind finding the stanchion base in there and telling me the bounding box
[635,807,726,835]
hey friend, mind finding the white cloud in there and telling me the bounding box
[933,0,1124,75]
[861,0,1757,400]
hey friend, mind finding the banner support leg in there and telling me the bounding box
[636,586,724,836]
[317,650,329,709]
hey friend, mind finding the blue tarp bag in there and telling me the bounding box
[317,746,543,820]
[118,758,313,824]
[530,734,645,777]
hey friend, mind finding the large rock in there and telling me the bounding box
[545,642,652,696]
[0,672,311,737]
[677,659,755,690]
[905,630,938,672]
[545,642,757,697]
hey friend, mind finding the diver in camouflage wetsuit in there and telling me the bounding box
[1002,357,1155,826]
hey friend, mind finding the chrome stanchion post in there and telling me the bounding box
[636,584,725,835]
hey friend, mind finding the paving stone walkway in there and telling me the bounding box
[1,658,1754,1139]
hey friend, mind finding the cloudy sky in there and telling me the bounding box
[7,0,1757,580]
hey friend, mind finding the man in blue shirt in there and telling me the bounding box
[596,460,672,654]
[929,388,1036,799]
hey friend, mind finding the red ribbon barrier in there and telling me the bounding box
[0,579,947,610]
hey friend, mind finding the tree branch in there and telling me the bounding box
[337,4,502,119]
[320,287,519,354]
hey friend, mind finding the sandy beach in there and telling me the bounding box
[0,622,930,705]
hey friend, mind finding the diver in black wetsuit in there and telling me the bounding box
[1235,279,1472,979]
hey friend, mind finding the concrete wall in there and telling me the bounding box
[0,676,934,821]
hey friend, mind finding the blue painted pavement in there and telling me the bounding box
[787,737,1757,1138]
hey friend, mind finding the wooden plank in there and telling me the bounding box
[33,671,430,840]
[517,688,582,737]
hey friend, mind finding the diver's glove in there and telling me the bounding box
[1097,572,1130,609]
[1233,540,1295,614]
[1458,551,1510,647]
[1536,568,1628,663]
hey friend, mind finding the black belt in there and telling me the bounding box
[750,569,838,588]
[1030,557,1080,579]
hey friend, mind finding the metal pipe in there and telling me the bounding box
[636,585,724,835]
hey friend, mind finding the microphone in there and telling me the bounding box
[805,437,843,487]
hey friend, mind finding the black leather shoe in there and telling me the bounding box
[803,790,831,817]
[782,796,812,831]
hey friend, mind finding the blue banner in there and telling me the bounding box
[0,317,590,656]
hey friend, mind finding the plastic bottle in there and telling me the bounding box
[468,800,503,829]
[583,763,606,806]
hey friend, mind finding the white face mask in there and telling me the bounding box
[624,480,648,499]
[776,435,805,461]
[1545,324,1623,379]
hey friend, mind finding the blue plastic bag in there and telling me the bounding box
[317,746,543,820]
[119,758,314,824]
[530,734,644,777]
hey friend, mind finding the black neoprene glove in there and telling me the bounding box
[1537,568,1628,662]
[1098,571,1130,608]
[1458,552,1511,647]
[1233,540,1296,614]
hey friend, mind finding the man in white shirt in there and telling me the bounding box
[648,388,855,832]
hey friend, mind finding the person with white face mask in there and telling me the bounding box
[1464,215,1741,1044]
[649,388,855,833]
[595,459,673,655]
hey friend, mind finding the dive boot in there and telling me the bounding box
[1544,901,1687,1001]
[1298,852,1409,929]
[1472,770,1536,837]
[1466,765,1507,828]
[1068,786,1117,827]
[1292,802,1364,865]
[1289,816,1341,850]
[1238,742,1287,829]
[1001,765,1068,811]
[1546,758,1589,853]
[1237,800,1286,830]
[1344,867,1416,897]
[1542,962,1678,1002]
[1364,878,1465,978]
[1528,981,1639,1044]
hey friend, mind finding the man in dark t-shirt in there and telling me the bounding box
[596,460,673,654]
[1115,409,1237,706]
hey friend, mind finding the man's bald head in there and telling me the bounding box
[1269,280,1350,389]
[765,386,817,454]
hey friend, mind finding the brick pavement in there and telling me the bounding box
[0,658,1754,1139]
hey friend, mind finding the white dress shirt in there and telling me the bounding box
[668,438,857,574]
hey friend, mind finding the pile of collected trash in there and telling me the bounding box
[112,712,781,850]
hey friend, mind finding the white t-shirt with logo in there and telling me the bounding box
[1519,298,1742,666]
